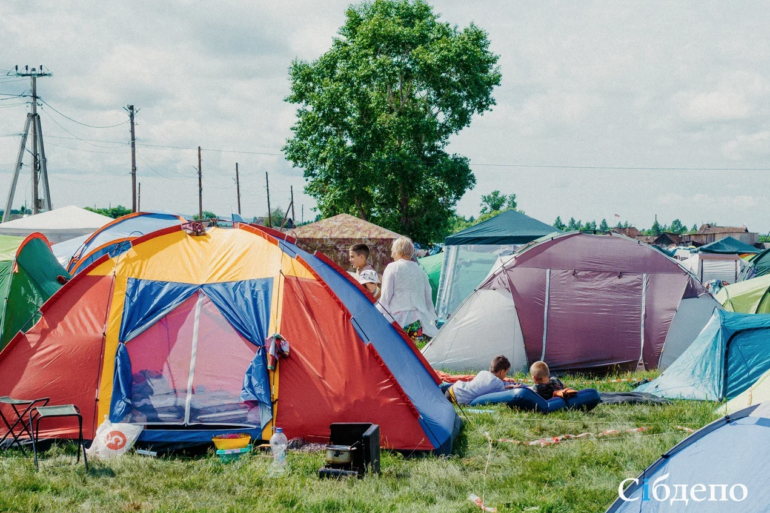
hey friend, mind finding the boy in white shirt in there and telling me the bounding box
[445,356,514,405]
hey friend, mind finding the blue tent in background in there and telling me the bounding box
[638,310,770,401]
[67,212,186,274]
[607,402,770,511]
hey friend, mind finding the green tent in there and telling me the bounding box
[696,236,761,255]
[740,247,770,281]
[0,234,70,350]
[437,210,559,319]
[418,252,443,304]
[716,274,770,314]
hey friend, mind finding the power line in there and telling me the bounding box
[38,98,129,129]
[45,133,126,147]
[22,134,770,172]
[135,152,196,182]
[44,139,127,155]
[40,108,128,149]
[53,174,127,184]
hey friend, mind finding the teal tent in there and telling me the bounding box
[418,253,443,304]
[696,236,761,255]
[444,210,557,246]
[437,210,558,319]
[637,309,770,401]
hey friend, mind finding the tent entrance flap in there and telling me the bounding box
[111,280,273,430]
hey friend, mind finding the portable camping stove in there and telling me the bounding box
[318,423,380,478]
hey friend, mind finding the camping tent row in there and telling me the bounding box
[682,236,760,285]
[424,232,720,373]
[436,210,558,320]
[0,234,70,351]
[0,223,460,452]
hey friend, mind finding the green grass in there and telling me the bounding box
[0,371,718,512]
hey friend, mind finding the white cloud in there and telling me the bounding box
[722,131,770,160]
[1,1,770,231]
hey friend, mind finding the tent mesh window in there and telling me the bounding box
[124,293,259,427]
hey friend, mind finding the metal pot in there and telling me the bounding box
[325,444,356,465]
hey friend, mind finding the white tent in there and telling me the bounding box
[0,205,112,243]
[683,253,745,284]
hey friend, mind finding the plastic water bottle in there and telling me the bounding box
[269,427,288,475]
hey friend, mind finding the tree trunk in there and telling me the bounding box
[399,182,409,235]
[355,197,368,221]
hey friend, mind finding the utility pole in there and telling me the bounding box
[31,75,38,214]
[290,186,296,224]
[265,171,272,228]
[198,146,203,220]
[138,182,141,211]
[125,105,138,212]
[4,65,52,221]
[235,163,241,215]
[301,204,304,224]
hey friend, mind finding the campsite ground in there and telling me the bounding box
[0,371,717,513]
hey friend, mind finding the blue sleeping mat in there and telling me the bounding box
[469,387,601,413]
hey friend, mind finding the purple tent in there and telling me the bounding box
[424,233,721,372]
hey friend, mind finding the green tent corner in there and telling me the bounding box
[418,252,443,304]
[716,274,770,314]
[0,234,71,350]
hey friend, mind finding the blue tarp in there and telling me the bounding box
[638,310,770,400]
[607,404,770,511]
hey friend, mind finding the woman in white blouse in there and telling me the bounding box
[377,237,439,341]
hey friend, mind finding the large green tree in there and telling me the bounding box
[283,0,501,242]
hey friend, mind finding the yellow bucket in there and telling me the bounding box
[212,433,251,450]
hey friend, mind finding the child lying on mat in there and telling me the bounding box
[527,361,566,400]
[444,356,518,405]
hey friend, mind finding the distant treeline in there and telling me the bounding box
[553,217,699,236]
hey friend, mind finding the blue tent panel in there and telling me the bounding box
[638,310,770,401]
[608,404,770,511]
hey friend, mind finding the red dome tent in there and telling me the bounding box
[0,224,459,452]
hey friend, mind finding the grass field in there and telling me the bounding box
[0,371,718,513]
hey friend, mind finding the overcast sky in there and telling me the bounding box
[1,1,769,232]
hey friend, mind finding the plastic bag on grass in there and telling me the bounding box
[87,420,143,459]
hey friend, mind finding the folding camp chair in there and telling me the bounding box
[0,396,49,455]
[28,404,88,471]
